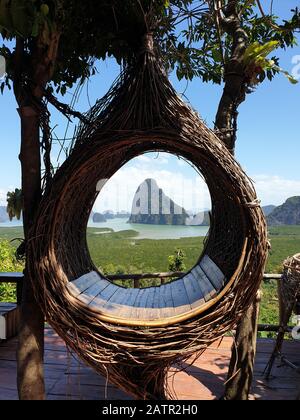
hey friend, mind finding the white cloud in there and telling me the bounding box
[135,155,152,164]
[93,169,300,214]
[177,159,186,167]
[252,175,300,206]
[0,189,6,206]
[135,153,170,167]
[93,165,211,213]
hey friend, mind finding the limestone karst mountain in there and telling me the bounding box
[267,197,300,226]
[129,179,188,225]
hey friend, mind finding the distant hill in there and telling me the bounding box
[92,211,130,223]
[116,211,131,219]
[267,197,300,226]
[129,179,188,225]
[93,213,107,223]
[0,206,9,223]
[186,205,276,226]
[262,205,277,217]
[186,211,210,226]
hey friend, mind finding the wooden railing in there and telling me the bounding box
[0,271,297,333]
[108,272,282,287]
[0,273,24,305]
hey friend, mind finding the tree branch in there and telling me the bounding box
[214,3,248,153]
[256,0,300,32]
[44,89,90,125]
[13,38,25,106]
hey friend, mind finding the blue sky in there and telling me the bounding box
[0,0,299,212]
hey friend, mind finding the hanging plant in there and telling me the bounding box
[6,188,23,221]
[243,41,298,86]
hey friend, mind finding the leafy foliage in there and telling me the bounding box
[0,0,53,38]
[6,188,23,221]
[0,0,167,94]
[1,1,299,95]
[162,1,299,84]
[0,240,23,302]
[243,40,298,86]
[168,248,186,272]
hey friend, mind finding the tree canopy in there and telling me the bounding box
[1,1,299,95]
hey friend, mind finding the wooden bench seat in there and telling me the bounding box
[67,255,226,322]
[0,303,20,340]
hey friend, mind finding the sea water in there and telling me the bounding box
[0,218,209,240]
[88,218,209,239]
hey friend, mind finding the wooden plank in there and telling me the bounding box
[163,282,179,318]
[103,286,151,319]
[126,288,140,307]
[137,288,148,308]
[0,316,6,340]
[131,289,147,319]
[171,279,191,313]
[117,288,140,319]
[147,287,162,320]
[89,280,126,314]
[159,283,176,317]
[164,283,175,309]
[183,273,205,309]
[95,287,126,314]
[97,283,119,301]
[137,287,156,320]
[200,256,225,291]
[128,289,141,319]
[133,288,152,320]
[0,303,17,314]
[77,280,110,306]
[158,284,169,318]
[109,287,128,305]
[67,271,101,296]
[152,286,161,309]
[0,273,23,283]
[0,306,20,340]
[145,287,156,309]
[139,287,151,309]
[191,266,217,302]
[88,283,120,312]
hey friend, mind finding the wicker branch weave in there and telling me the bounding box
[28,41,268,399]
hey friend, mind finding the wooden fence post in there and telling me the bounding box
[223,290,261,400]
[134,278,140,289]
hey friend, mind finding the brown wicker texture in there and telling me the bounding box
[278,254,300,325]
[27,44,268,399]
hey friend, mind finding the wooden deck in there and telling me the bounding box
[0,328,299,400]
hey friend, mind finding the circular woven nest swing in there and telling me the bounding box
[28,36,268,399]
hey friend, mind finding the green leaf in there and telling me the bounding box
[244,41,279,66]
[268,62,298,84]
[40,4,49,16]
[211,48,222,63]
[6,189,23,221]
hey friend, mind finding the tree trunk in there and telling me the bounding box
[223,292,261,400]
[17,105,45,400]
[13,29,60,400]
[214,2,248,154]
[213,2,261,401]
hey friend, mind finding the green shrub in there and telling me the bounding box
[168,248,186,272]
[0,240,23,302]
